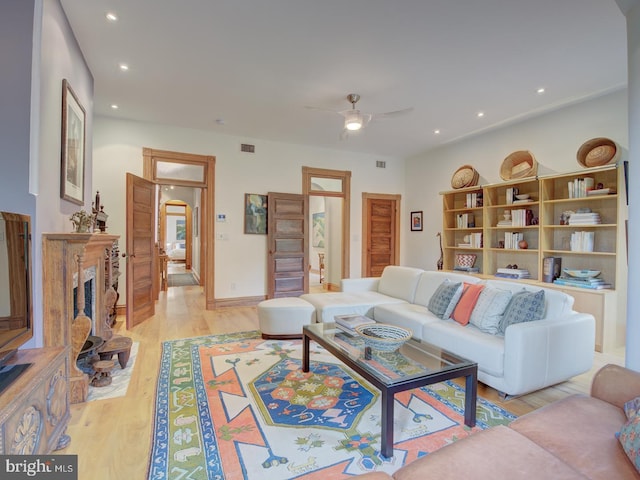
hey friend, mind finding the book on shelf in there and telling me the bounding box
[570,231,595,252]
[568,212,601,225]
[456,213,475,228]
[496,268,530,275]
[568,177,595,198]
[503,231,524,249]
[334,314,375,331]
[495,270,531,279]
[465,192,483,208]
[553,277,612,289]
[454,266,480,273]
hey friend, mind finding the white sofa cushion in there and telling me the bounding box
[422,320,505,377]
[376,265,424,303]
[413,271,481,307]
[373,302,440,337]
[300,291,406,323]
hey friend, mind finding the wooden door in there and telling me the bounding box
[126,173,156,328]
[267,192,307,298]
[363,195,400,277]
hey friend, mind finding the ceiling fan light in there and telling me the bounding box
[344,110,363,131]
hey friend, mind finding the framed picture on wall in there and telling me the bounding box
[60,79,86,205]
[411,211,423,231]
[244,193,267,234]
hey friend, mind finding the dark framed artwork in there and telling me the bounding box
[411,211,423,231]
[244,193,267,234]
[60,79,86,205]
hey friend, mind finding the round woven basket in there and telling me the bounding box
[455,253,477,268]
[576,137,620,168]
[451,165,479,189]
[500,151,537,181]
[354,323,412,352]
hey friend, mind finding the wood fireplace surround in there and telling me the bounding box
[42,233,119,404]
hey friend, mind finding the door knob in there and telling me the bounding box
[122,252,136,258]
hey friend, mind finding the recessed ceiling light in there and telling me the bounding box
[110,104,119,110]
[477,112,485,118]
[537,87,546,94]
[434,129,441,134]
[106,12,118,22]
[119,63,129,71]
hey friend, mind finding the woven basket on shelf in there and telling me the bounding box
[576,137,620,168]
[500,151,537,181]
[451,165,479,189]
[354,323,412,352]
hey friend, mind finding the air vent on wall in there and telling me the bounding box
[241,143,255,153]
[376,160,386,168]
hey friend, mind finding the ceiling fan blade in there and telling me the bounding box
[373,107,414,119]
[304,105,341,114]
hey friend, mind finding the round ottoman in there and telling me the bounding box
[258,297,316,339]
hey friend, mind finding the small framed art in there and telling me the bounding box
[411,211,423,231]
[60,79,86,205]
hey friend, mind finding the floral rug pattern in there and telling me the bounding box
[148,331,516,479]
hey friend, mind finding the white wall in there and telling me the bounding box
[92,117,405,301]
[404,89,628,271]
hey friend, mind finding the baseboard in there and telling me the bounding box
[326,282,340,292]
[115,305,126,316]
[213,295,266,308]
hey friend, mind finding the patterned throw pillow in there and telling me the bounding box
[451,283,485,326]
[498,289,545,335]
[624,396,640,420]
[427,280,463,319]
[618,414,640,474]
[469,287,512,334]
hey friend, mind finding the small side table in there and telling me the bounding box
[91,360,115,387]
[98,335,133,369]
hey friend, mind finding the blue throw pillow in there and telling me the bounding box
[498,289,545,335]
[427,280,463,319]
[618,414,640,474]
[624,396,640,420]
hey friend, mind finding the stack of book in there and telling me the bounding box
[335,314,375,335]
[465,192,483,208]
[568,177,595,198]
[454,266,480,273]
[503,232,524,249]
[494,268,531,279]
[570,231,595,252]
[456,213,475,228]
[510,209,534,226]
[568,212,601,225]
[458,233,482,248]
[553,276,612,290]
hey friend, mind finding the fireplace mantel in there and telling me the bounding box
[42,232,120,403]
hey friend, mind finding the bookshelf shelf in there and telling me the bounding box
[441,163,627,353]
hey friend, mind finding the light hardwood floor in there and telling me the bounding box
[60,285,625,479]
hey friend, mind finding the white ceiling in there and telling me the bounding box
[59,0,628,159]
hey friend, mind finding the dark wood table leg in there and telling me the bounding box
[380,389,394,458]
[464,368,477,427]
[302,332,310,372]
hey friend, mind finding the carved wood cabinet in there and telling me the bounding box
[0,347,70,454]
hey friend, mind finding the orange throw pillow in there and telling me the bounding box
[451,283,485,325]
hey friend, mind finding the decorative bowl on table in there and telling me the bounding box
[563,268,601,279]
[354,324,412,352]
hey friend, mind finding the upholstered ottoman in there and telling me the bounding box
[258,297,316,339]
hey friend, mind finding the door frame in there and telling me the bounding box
[302,167,351,284]
[143,148,215,308]
[361,193,401,277]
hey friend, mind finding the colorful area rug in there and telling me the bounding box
[148,331,516,479]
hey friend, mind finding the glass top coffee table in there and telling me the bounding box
[302,322,478,458]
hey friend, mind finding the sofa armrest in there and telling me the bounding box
[503,312,595,395]
[341,277,380,293]
[591,364,640,409]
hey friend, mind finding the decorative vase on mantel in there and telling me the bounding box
[70,210,94,233]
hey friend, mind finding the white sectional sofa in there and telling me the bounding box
[300,265,596,397]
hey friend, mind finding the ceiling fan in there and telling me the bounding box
[307,93,413,138]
